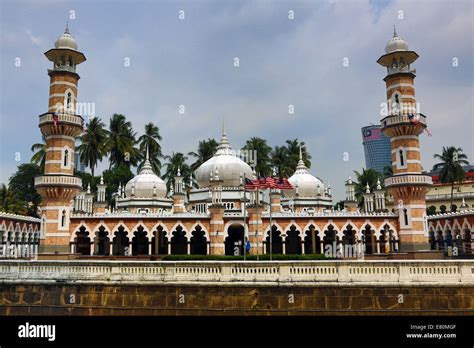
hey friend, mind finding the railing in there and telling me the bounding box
[427,192,474,201]
[34,175,82,187]
[385,175,433,187]
[0,260,472,285]
[39,113,84,128]
[381,113,427,128]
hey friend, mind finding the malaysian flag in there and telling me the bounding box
[363,128,382,141]
[244,177,293,190]
[277,177,293,190]
[244,177,259,190]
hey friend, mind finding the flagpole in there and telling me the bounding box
[256,188,259,261]
[243,173,246,261]
[269,186,272,261]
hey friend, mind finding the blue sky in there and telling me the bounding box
[0,0,473,201]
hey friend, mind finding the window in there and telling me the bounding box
[61,210,66,227]
[403,209,408,226]
[66,92,72,109]
[395,94,400,104]
[399,149,404,166]
[64,149,69,167]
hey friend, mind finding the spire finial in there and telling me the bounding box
[299,144,303,161]
[146,143,149,161]
[65,21,70,34]
[393,25,398,37]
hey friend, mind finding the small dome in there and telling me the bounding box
[54,24,78,50]
[385,27,408,53]
[287,150,324,197]
[194,128,253,187]
[125,154,167,198]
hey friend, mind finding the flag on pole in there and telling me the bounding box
[276,177,293,190]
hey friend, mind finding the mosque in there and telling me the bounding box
[30,25,472,258]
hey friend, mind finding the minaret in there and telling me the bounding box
[377,27,432,251]
[34,25,86,253]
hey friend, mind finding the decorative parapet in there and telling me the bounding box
[0,212,41,223]
[35,175,82,188]
[0,260,472,285]
[39,112,84,128]
[380,113,427,128]
[385,174,432,187]
[427,209,474,220]
[426,192,474,201]
[71,211,209,219]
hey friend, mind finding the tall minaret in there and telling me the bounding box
[377,27,432,251]
[34,24,86,253]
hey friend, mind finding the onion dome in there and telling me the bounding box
[385,26,409,53]
[125,147,167,198]
[194,126,253,187]
[287,147,324,197]
[54,22,78,51]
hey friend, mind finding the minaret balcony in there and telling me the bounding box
[39,112,84,136]
[385,174,432,188]
[35,175,82,189]
[381,113,426,128]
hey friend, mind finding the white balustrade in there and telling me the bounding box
[0,260,472,285]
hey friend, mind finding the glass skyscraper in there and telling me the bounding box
[361,124,391,174]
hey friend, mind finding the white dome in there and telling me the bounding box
[55,25,78,51]
[287,158,324,197]
[385,28,408,53]
[194,129,253,187]
[125,158,167,198]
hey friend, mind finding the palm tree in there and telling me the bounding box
[242,137,272,177]
[106,114,140,169]
[383,165,393,178]
[77,117,108,178]
[285,139,312,171]
[0,184,27,215]
[433,146,469,212]
[31,136,46,171]
[271,146,291,178]
[353,168,383,208]
[138,122,163,175]
[163,152,191,192]
[188,138,218,173]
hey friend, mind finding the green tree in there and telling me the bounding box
[77,117,108,178]
[8,163,42,217]
[163,152,191,192]
[285,138,312,171]
[271,146,291,178]
[383,165,393,178]
[334,200,345,211]
[138,122,163,175]
[242,137,272,177]
[0,184,27,215]
[30,136,46,172]
[353,168,384,208]
[102,164,134,206]
[106,114,140,169]
[433,146,469,212]
[188,138,218,173]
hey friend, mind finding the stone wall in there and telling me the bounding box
[1,283,473,316]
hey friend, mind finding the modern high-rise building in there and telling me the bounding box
[74,152,85,173]
[361,124,391,174]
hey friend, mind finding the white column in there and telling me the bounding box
[187,242,191,255]
[167,242,171,255]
